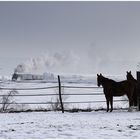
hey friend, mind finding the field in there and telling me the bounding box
[0,75,139,139]
[0,111,140,139]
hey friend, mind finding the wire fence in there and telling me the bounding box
[0,76,129,112]
[0,85,127,103]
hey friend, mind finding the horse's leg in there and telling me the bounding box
[127,95,133,111]
[107,99,109,112]
[128,98,133,112]
[105,95,109,112]
[110,96,113,112]
[130,87,135,107]
[133,87,137,106]
[127,84,134,110]
[128,96,133,107]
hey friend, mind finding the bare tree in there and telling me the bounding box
[0,90,18,112]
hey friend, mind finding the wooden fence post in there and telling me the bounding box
[136,71,140,111]
[58,75,64,113]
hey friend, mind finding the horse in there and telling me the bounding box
[126,71,137,106]
[97,73,135,112]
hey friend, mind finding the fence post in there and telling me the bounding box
[136,71,140,111]
[58,75,64,113]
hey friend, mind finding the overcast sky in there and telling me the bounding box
[1,1,140,76]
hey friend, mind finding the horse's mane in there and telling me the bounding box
[101,75,116,83]
[131,75,137,81]
[127,71,137,82]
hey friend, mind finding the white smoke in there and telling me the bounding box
[14,46,139,76]
[14,51,80,74]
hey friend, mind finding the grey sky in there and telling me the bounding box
[1,1,140,76]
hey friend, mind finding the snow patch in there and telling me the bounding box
[0,111,140,139]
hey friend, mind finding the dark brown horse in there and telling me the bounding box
[126,71,137,106]
[97,73,135,112]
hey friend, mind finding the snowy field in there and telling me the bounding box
[0,111,140,139]
[0,75,140,139]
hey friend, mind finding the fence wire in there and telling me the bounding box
[0,83,128,105]
[0,86,58,90]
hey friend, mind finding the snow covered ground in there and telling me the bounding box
[0,111,140,139]
[0,75,139,139]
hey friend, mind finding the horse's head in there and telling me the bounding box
[126,71,133,80]
[97,73,103,87]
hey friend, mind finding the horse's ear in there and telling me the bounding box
[127,71,128,74]
[129,71,131,73]
[100,73,102,76]
[97,74,99,76]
